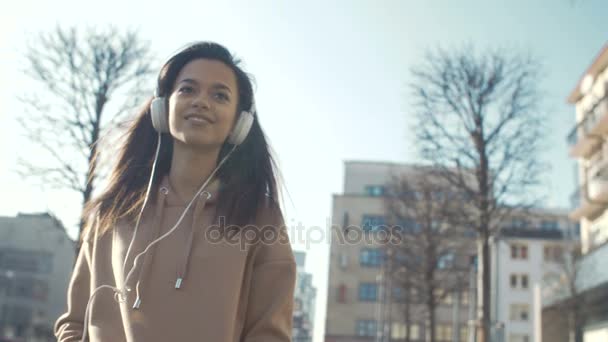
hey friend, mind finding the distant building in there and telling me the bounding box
[0,213,75,342]
[543,43,608,342]
[490,208,575,342]
[293,251,317,342]
[325,161,473,342]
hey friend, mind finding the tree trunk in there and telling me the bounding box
[428,293,436,342]
[405,282,411,342]
[75,96,102,256]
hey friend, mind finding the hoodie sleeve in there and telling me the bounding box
[54,239,92,342]
[242,203,296,342]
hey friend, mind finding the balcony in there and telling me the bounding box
[543,242,608,308]
[568,95,608,158]
[569,161,608,220]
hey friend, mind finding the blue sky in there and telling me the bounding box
[1,1,606,341]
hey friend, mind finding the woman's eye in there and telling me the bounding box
[214,92,230,102]
[178,86,194,94]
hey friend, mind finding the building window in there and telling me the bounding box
[521,274,529,289]
[436,324,453,341]
[509,303,530,321]
[356,320,377,337]
[358,283,378,302]
[510,244,528,260]
[397,218,421,233]
[365,185,386,197]
[391,323,406,339]
[441,292,453,305]
[541,220,558,230]
[361,215,386,232]
[337,284,347,303]
[460,326,469,342]
[437,253,454,269]
[544,245,563,262]
[510,274,529,290]
[461,291,469,305]
[511,218,528,228]
[2,276,49,301]
[411,324,420,339]
[0,249,53,274]
[360,248,383,267]
[433,289,455,305]
[509,333,530,342]
[339,253,348,269]
[392,287,405,302]
[391,323,420,339]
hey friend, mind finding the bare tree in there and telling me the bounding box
[17,26,154,248]
[384,167,472,342]
[409,46,546,342]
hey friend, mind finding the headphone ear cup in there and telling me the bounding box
[227,110,254,145]
[151,97,170,133]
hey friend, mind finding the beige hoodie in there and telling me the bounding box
[55,176,296,342]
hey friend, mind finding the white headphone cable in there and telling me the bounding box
[80,133,237,342]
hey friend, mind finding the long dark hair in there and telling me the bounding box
[82,42,281,238]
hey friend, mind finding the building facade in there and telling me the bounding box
[545,43,608,342]
[325,161,473,342]
[0,213,75,342]
[490,209,575,342]
[293,251,317,342]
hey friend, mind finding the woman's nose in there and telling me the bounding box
[192,94,210,109]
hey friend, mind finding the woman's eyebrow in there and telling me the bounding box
[211,83,233,94]
[178,78,233,94]
[178,78,198,85]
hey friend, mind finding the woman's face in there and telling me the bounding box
[168,58,239,149]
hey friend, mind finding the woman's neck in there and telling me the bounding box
[168,142,221,203]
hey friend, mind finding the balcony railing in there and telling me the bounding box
[543,242,608,307]
[570,186,581,210]
[577,241,608,292]
[569,163,608,219]
[567,95,608,147]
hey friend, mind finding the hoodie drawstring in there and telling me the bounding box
[175,190,211,289]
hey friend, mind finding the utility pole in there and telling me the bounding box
[468,257,477,342]
[376,273,384,342]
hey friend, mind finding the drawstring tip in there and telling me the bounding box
[133,296,141,309]
[175,278,183,289]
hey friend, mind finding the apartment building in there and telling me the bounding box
[0,212,75,342]
[325,161,473,342]
[293,251,317,342]
[545,43,608,342]
[490,208,575,342]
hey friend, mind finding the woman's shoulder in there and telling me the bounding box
[250,196,294,266]
[254,196,284,227]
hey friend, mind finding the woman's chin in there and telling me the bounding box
[175,136,223,150]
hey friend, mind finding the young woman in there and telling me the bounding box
[55,42,296,342]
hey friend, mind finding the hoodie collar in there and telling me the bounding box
[159,175,221,207]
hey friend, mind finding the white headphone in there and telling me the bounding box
[150,42,255,146]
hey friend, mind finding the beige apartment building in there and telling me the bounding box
[325,161,473,342]
[546,43,608,342]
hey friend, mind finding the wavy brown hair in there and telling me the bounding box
[81,42,281,240]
